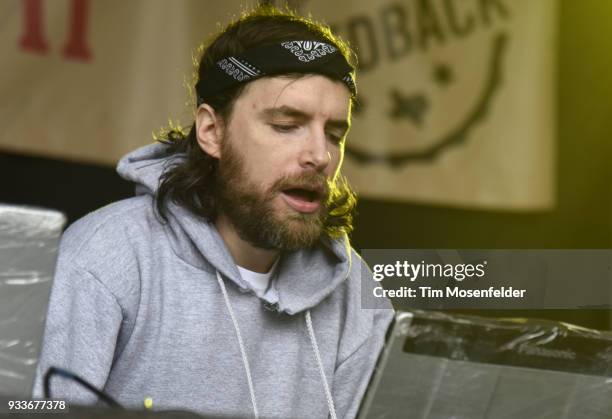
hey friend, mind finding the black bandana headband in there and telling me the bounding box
[195,40,356,105]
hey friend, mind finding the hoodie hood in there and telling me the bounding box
[117,142,352,315]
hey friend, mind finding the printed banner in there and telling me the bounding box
[0,0,255,163]
[298,0,557,210]
[1,0,556,209]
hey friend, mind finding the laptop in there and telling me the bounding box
[0,204,66,397]
[358,310,612,419]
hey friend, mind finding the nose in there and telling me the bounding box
[299,127,331,172]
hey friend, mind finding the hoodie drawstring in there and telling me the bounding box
[305,310,338,419]
[216,271,260,419]
[216,271,338,419]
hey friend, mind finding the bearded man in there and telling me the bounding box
[33,6,393,419]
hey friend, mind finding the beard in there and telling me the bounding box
[215,138,332,251]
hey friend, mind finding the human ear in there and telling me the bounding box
[195,104,224,159]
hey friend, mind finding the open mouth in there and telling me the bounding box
[283,188,320,202]
[281,186,324,213]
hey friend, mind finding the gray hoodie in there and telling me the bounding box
[32,143,394,418]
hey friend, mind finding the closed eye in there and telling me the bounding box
[271,124,299,133]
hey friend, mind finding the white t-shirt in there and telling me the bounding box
[236,258,279,304]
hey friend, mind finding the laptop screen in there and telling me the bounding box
[358,311,612,419]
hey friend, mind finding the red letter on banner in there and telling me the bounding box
[63,0,92,61]
[18,0,49,54]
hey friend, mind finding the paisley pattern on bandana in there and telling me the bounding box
[281,41,337,62]
[342,74,356,92]
[218,57,262,81]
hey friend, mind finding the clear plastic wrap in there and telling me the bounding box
[0,205,66,397]
[360,310,612,419]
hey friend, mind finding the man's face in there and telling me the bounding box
[216,74,351,250]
